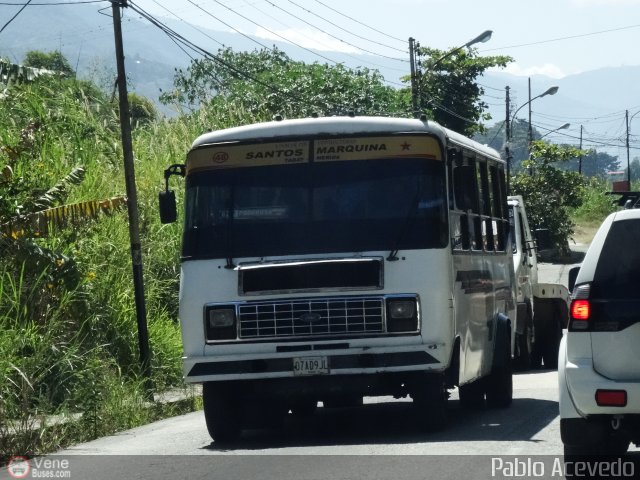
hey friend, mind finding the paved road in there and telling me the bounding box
[13,370,563,480]
[60,370,562,457]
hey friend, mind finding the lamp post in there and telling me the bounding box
[505,84,559,187]
[540,122,570,140]
[409,30,492,116]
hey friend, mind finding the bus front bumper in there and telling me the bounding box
[183,347,443,383]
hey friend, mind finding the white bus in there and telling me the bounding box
[159,116,517,442]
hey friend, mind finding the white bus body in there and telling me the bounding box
[160,116,516,441]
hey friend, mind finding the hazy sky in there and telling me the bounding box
[134,0,640,78]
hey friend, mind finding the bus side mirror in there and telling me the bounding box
[534,228,552,252]
[568,266,580,293]
[159,189,177,224]
[159,164,186,224]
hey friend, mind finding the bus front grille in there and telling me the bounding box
[238,296,385,339]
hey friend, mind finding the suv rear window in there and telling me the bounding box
[592,218,640,299]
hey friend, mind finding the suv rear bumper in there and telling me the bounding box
[560,337,640,418]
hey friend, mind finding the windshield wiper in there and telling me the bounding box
[387,189,421,262]
[224,187,236,269]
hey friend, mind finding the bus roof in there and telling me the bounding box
[190,116,503,163]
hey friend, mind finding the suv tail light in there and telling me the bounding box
[569,284,591,331]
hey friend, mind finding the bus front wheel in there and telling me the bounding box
[411,377,448,431]
[203,382,242,443]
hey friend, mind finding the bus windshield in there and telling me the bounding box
[182,158,447,259]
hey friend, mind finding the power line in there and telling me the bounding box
[0,0,32,34]
[0,0,104,4]
[312,0,406,44]
[278,0,408,62]
[208,0,344,66]
[481,23,640,53]
[239,0,406,82]
[287,0,407,53]
[183,0,272,50]
[149,0,225,48]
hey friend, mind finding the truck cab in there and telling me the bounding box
[508,195,569,370]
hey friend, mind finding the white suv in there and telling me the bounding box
[559,208,640,456]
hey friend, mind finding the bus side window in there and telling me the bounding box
[478,161,494,251]
[452,162,477,250]
[451,211,471,250]
[490,165,508,251]
[464,159,483,251]
[453,164,477,212]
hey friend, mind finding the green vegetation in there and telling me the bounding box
[411,45,511,136]
[511,141,624,256]
[511,141,588,256]
[0,73,199,462]
[23,50,75,77]
[161,47,404,118]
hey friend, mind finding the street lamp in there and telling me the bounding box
[540,122,570,140]
[510,85,559,135]
[409,30,493,116]
[432,30,493,69]
[505,83,560,190]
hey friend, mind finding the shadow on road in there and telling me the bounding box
[202,396,559,452]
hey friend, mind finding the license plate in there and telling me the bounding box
[292,356,329,376]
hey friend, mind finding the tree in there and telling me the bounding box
[23,50,75,77]
[128,92,158,127]
[630,158,640,186]
[161,47,404,120]
[511,141,589,256]
[411,46,512,136]
[560,150,620,177]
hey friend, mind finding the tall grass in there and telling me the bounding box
[0,77,204,460]
[571,178,620,225]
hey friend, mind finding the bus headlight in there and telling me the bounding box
[386,298,418,333]
[204,306,237,341]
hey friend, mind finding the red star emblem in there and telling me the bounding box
[401,142,411,151]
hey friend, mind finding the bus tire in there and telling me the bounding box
[459,379,485,409]
[485,317,513,408]
[203,382,241,443]
[541,321,562,370]
[514,309,533,371]
[411,379,448,432]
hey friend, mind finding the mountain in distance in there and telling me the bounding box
[2,2,639,154]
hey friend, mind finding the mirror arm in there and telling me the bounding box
[164,164,186,191]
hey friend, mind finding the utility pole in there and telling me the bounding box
[110,0,152,394]
[527,77,533,149]
[626,109,631,187]
[578,125,583,175]
[505,86,512,193]
[409,37,419,118]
